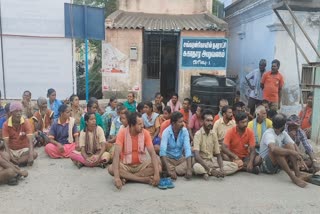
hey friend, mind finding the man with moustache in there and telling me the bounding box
[160,111,193,180]
[223,112,260,174]
[108,112,160,190]
[259,113,307,188]
[193,110,238,180]
[2,102,37,167]
[248,105,273,152]
[245,59,267,115]
[260,59,284,110]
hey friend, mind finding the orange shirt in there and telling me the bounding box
[213,114,220,124]
[2,117,33,150]
[299,106,312,130]
[116,128,152,165]
[179,109,190,124]
[261,71,284,102]
[159,119,171,138]
[224,126,255,159]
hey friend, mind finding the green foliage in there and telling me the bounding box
[73,0,118,99]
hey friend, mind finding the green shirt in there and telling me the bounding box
[123,101,137,113]
[80,112,106,134]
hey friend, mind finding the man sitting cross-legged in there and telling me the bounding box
[223,112,260,174]
[160,112,193,180]
[285,114,320,173]
[247,105,273,152]
[2,102,37,167]
[108,112,160,190]
[259,113,307,188]
[0,151,28,185]
[193,110,238,180]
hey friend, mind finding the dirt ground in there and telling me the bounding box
[1,147,320,214]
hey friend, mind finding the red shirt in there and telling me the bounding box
[2,117,33,150]
[224,126,255,159]
[213,114,221,124]
[299,106,312,130]
[261,71,284,102]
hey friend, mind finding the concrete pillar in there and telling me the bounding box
[311,31,320,144]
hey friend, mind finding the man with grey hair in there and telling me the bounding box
[248,105,272,151]
[32,97,54,146]
[2,102,37,166]
[245,59,267,115]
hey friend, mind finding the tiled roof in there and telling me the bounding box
[106,10,227,31]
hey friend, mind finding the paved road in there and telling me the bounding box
[1,148,320,214]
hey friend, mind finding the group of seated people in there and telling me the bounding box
[0,89,318,189]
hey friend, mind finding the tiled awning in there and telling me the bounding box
[106,10,227,31]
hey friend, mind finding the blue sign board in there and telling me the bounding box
[64,3,105,40]
[180,37,228,70]
[64,3,105,101]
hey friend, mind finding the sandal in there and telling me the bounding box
[158,178,167,190]
[75,162,84,169]
[165,177,175,188]
[7,177,18,186]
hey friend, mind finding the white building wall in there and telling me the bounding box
[0,0,74,99]
[274,11,320,106]
[226,0,320,114]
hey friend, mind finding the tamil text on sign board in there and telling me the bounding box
[180,37,228,70]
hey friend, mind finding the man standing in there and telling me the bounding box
[193,110,238,180]
[259,113,307,188]
[160,112,192,180]
[299,92,313,138]
[248,105,272,151]
[285,114,319,173]
[224,112,259,174]
[260,59,284,110]
[2,102,37,166]
[109,112,160,189]
[245,59,267,115]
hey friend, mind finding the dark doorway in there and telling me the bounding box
[143,31,179,102]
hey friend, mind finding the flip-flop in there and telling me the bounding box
[309,175,320,186]
[252,166,260,175]
[165,177,175,189]
[7,177,18,186]
[158,178,167,190]
[75,161,84,169]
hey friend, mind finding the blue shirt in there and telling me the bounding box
[0,106,6,129]
[160,125,192,160]
[49,118,78,145]
[47,99,63,119]
[285,125,313,154]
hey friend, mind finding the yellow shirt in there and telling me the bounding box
[248,118,273,144]
[213,118,236,142]
[193,127,220,160]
